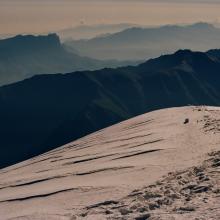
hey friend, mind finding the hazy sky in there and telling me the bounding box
[1,0,220,34]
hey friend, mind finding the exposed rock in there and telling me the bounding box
[176,206,196,212]
[119,207,131,215]
[134,213,151,220]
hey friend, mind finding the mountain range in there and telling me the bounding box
[65,22,220,60]
[0,34,135,86]
[1,49,220,168]
[57,23,136,41]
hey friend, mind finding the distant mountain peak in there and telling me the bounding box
[0,33,135,86]
[172,49,211,61]
[13,33,59,40]
[139,49,212,72]
[174,49,193,56]
[0,33,62,52]
[189,22,215,29]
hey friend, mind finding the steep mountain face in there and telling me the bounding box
[1,49,220,168]
[0,34,133,86]
[65,23,220,60]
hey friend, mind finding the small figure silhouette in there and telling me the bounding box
[184,118,189,124]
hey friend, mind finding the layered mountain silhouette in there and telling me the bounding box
[66,22,220,60]
[0,34,134,86]
[1,49,220,168]
[57,23,136,40]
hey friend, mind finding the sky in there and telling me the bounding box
[1,0,220,35]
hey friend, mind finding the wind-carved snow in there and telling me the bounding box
[0,106,220,219]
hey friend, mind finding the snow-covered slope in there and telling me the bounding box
[0,106,220,220]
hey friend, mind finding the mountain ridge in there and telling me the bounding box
[0,34,136,86]
[1,49,220,168]
[66,22,220,60]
